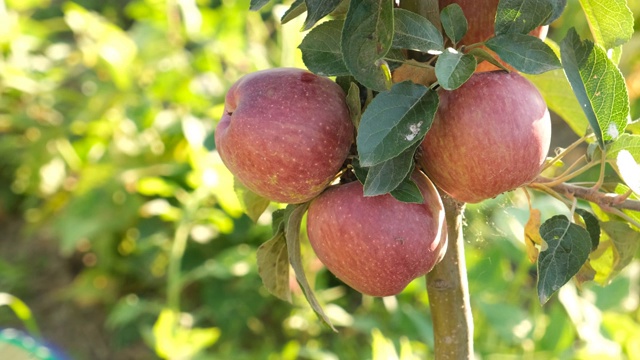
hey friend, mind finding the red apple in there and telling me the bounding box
[215,68,354,204]
[419,71,551,203]
[307,172,447,297]
[439,0,549,72]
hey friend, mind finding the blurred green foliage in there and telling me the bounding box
[0,0,639,359]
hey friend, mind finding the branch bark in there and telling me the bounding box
[426,195,473,359]
[530,177,640,212]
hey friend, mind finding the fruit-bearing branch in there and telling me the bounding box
[530,177,640,213]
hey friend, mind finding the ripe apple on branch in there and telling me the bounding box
[214,0,638,357]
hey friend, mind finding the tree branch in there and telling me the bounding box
[529,177,640,212]
[426,195,473,359]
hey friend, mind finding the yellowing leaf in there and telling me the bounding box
[153,309,220,359]
[524,208,548,263]
[392,60,437,86]
[574,261,596,288]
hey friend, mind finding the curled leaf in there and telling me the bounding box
[524,208,547,263]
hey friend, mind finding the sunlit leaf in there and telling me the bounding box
[341,0,394,92]
[440,4,467,45]
[485,34,561,74]
[605,134,640,162]
[0,293,39,337]
[628,119,640,134]
[153,309,220,359]
[616,150,640,195]
[371,328,400,360]
[560,28,630,148]
[601,221,640,276]
[137,177,179,197]
[64,3,137,90]
[524,46,590,136]
[357,82,438,166]
[537,215,591,304]
[578,0,633,50]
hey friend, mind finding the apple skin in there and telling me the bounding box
[306,172,447,297]
[419,71,551,203]
[215,68,354,204]
[439,0,549,72]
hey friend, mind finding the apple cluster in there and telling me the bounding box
[215,66,550,296]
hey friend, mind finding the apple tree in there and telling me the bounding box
[216,0,638,357]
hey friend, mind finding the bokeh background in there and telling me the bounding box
[0,0,639,359]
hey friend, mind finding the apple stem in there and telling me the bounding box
[426,195,474,359]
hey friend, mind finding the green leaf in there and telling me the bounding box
[628,119,640,134]
[467,47,510,72]
[601,221,640,275]
[605,133,640,161]
[560,28,630,148]
[281,0,306,24]
[477,301,533,344]
[440,4,467,45]
[249,0,271,11]
[485,34,561,74]
[357,82,438,166]
[234,179,270,223]
[393,8,444,53]
[578,0,634,50]
[591,183,640,233]
[351,158,369,185]
[537,215,592,304]
[271,209,286,233]
[300,20,350,77]
[346,82,362,130]
[390,176,424,203]
[616,150,640,195]
[575,209,600,251]
[495,0,554,35]
[548,0,567,24]
[304,0,343,30]
[284,203,336,331]
[341,0,394,92]
[363,144,418,197]
[434,50,476,90]
[522,40,587,136]
[524,57,590,137]
[256,232,291,302]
